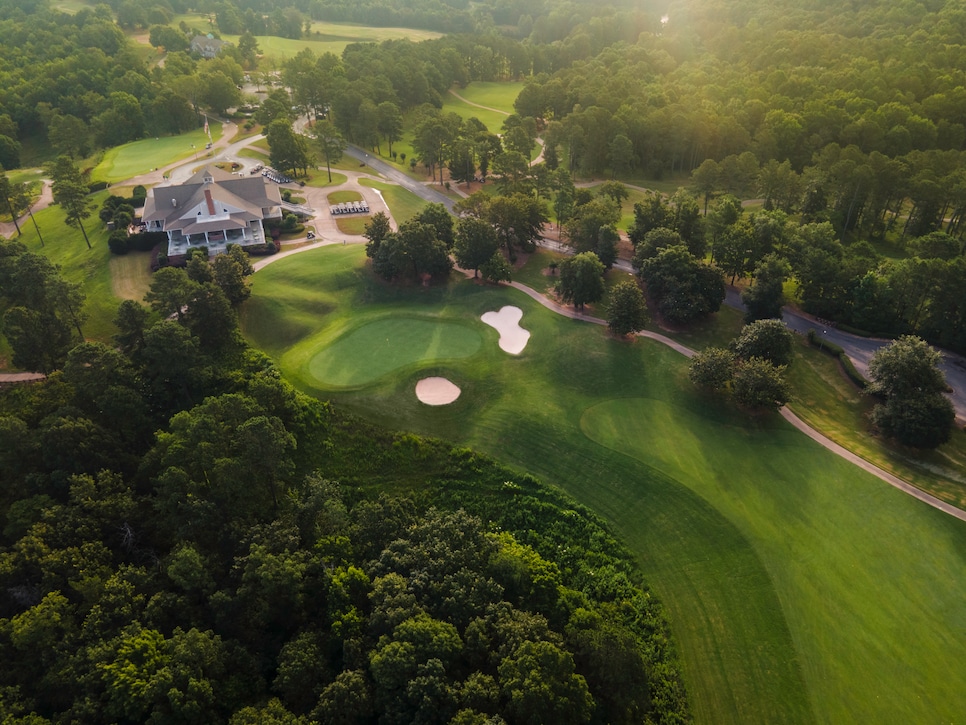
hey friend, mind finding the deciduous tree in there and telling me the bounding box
[558,252,605,311]
[606,281,649,337]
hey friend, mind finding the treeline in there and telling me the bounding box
[0,4,254,158]
[626,189,966,354]
[0,242,688,723]
[517,0,966,176]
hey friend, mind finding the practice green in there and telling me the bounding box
[306,317,482,386]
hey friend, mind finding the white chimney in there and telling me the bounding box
[171,198,177,207]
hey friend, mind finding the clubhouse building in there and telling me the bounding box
[141,166,283,258]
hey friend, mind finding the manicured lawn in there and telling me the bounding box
[307,316,482,386]
[241,245,966,725]
[785,339,966,508]
[237,147,269,161]
[304,171,348,188]
[52,0,89,13]
[359,178,427,223]
[440,93,508,134]
[336,217,369,235]
[92,126,223,183]
[452,82,526,115]
[328,190,363,203]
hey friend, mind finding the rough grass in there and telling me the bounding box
[3,192,118,353]
[240,245,966,725]
[108,251,153,302]
[92,126,222,183]
[785,337,966,508]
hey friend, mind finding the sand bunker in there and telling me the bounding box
[481,306,530,354]
[415,377,461,405]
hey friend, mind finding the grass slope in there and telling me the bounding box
[240,245,966,725]
[92,126,223,183]
[9,193,118,344]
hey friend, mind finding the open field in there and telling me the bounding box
[92,126,223,183]
[240,244,966,725]
[151,14,442,59]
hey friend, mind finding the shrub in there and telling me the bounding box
[88,180,109,192]
[127,231,167,252]
[107,230,129,255]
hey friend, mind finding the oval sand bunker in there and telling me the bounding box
[415,377,461,405]
[481,306,530,354]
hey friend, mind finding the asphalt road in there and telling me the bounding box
[726,288,966,422]
[599,255,966,421]
[343,144,455,213]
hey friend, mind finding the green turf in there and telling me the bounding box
[451,82,526,115]
[336,217,369,235]
[359,178,427,223]
[440,93,508,135]
[304,171,349,188]
[328,190,363,203]
[92,126,223,183]
[157,21,444,61]
[240,244,966,725]
[306,316,482,387]
[237,147,269,161]
[3,192,119,356]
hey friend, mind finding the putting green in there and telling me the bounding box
[306,317,482,387]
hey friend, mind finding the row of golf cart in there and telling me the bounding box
[330,201,370,215]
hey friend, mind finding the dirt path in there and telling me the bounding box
[0,372,45,383]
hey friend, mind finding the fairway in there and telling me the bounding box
[216,23,441,60]
[441,93,508,134]
[307,317,482,386]
[453,82,525,114]
[241,244,966,725]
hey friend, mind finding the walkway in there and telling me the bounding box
[0,179,53,239]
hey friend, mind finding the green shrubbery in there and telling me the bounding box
[806,329,868,389]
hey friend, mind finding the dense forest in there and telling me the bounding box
[0,240,688,723]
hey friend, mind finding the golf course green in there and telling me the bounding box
[241,244,966,725]
[307,317,482,386]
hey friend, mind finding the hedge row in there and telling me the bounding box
[806,329,868,389]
